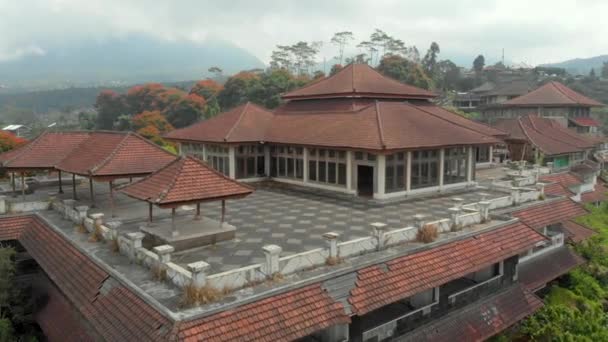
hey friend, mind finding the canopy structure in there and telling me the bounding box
[119,155,253,237]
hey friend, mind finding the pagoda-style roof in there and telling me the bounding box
[499,81,603,107]
[119,155,253,207]
[164,102,273,144]
[281,63,437,100]
[167,101,500,151]
[494,115,598,156]
[56,131,175,179]
[0,131,91,170]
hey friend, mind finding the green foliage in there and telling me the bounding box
[0,319,14,342]
[0,247,15,314]
[473,55,485,73]
[376,55,434,90]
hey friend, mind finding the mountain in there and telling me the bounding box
[541,55,608,76]
[0,34,265,91]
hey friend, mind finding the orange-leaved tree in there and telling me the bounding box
[131,111,174,146]
[0,131,27,153]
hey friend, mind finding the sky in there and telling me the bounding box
[1,0,607,66]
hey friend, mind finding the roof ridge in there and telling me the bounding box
[89,132,132,174]
[374,101,386,149]
[224,102,250,142]
[116,155,182,201]
[412,103,505,137]
[188,155,255,192]
[158,156,188,203]
[549,81,578,104]
[282,64,353,98]
[517,117,542,153]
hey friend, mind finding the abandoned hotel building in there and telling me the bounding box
[0,64,605,341]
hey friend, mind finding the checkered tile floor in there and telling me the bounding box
[172,187,505,272]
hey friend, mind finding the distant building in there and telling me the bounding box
[452,80,533,111]
[481,81,604,135]
[2,124,29,137]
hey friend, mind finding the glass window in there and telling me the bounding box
[411,149,440,189]
[444,147,468,185]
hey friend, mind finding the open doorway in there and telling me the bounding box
[357,165,374,197]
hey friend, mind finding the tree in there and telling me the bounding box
[131,111,174,145]
[330,64,343,76]
[436,60,461,90]
[248,68,308,109]
[208,66,223,79]
[376,55,434,90]
[330,31,354,65]
[356,41,377,65]
[78,111,97,130]
[218,72,261,110]
[190,79,224,119]
[0,132,26,153]
[589,68,597,80]
[164,94,206,128]
[422,42,440,77]
[601,62,608,79]
[473,55,485,73]
[95,90,127,129]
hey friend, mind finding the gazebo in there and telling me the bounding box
[119,155,253,249]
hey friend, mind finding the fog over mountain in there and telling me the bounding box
[541,55,608,76]
[0,34,264,91]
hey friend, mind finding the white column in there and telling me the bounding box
[488,145,494,165]
[303,147,309,183]
[406,151,412,192]
[346,150,353,191]
[376,154,386,197]
[264,145,271,177]
[439,149,445,188]
[202,144,207,161]
[228,146,236,179]
[178,143,183,156]
[467,146,474,182]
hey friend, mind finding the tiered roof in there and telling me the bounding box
[499,81,603,107]
[282,63,437,100]
[119,156,253,207]
[494,115,599,156]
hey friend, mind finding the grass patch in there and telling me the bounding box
[180,284,223,307]
[417,224,438,243]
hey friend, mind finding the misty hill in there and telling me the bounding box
[541,55,608,76]
[0,34,264,91]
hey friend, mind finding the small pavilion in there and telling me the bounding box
[119,155,253,250]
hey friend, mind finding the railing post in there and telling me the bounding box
[323,232,339,259]
[262,244,282,276]
[370,222,388,250]
[188,261,210,288]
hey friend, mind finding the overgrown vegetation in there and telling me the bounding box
[417,224,439,243]
[501,202,608,340]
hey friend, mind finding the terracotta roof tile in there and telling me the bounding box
[581,183,607,204]
[540,172,583,188]
[561,221,596,243]
[56,132,175,178]
[0,131,91,170]
[518,246,585,291]
[501,81,603,107]
[177,284,350,341]
[349,222,546,315]
[119,155,253,206]
[165,102,274,143]
[413,102,508,137]
[570,117,601,127]
[282,63,436,100]
[400,284,542,342]
[544,183,575,197]
[0,215,32,240]
[512,198,588,229]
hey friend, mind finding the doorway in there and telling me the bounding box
[357,165,374,197]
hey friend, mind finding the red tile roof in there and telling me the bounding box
[413,102,508,137]
[494,115,597,156]
[0,215,33,241]
[518,246,585,291]
[561,221,596,243]
[0,215,175,341]
[282,63,437,100]
[0,131,91,170]
[119,155,253,207]
[512,198,588,229]
[400,285,543,342]
[540,172,582,188]
[544,183,575,197]
[176,284,350,341]
[56,132,175,178]
[581,183,607,204]
[164,102,274,143]
[348,221,546,315]
[570,117,601,127]
[501,81,603,107]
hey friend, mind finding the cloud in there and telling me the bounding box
[0,0,606,67]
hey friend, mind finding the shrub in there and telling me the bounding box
[417,224,438,243]
[180,284,223,307]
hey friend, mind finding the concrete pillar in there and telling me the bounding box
[0,196,6,215]
[262,244,282,276]
[303,147,309,183]
[264,145,271,177]
[126,232,145,261]
[376,154,386,197]
[323,232,339,259]
[448,207,461,228]
[413,214,426,229]
[439,149,445,188]
[406,151,412,192]
[62,199,76,219]
[188,261,210,288]
[510,187,521,205]
[346,150,353,191]
[228,146,236,179]
[202,144,207,161]
[489,145,494,164]
[153,245,174,264]
[478,201,491,222]
[75,205,89,224]
[105,221,122,240]
[536,183,545,198]
[467,146,474,182]
[90,213,104,228]
[370,222,388,250]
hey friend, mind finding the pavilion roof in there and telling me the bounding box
[281,63,437,100]
[55,131,175,178]
[494,115,598,156]
[500,81,603,107]
[119,155,253,207]
[0,131,91,170]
